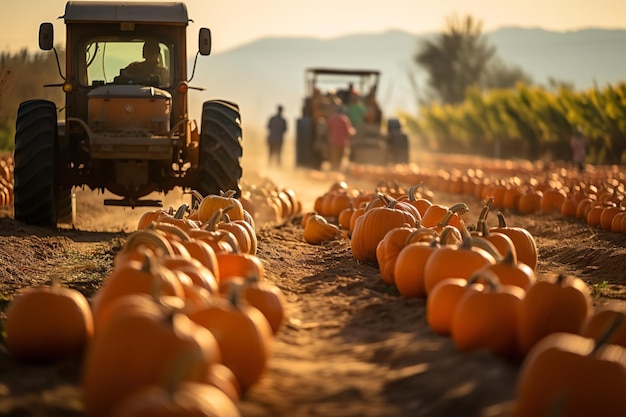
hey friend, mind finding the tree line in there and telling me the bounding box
[406,14,625,165]
[0,16,623,166]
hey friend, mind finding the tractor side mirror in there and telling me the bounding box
[199,27,211,56]
[39,22,54,51]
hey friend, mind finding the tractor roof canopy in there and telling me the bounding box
[306,68,380,76]
[63,1,189,25]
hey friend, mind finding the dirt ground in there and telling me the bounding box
[1,153,625,417]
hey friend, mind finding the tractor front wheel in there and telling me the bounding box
[14,100,61,227]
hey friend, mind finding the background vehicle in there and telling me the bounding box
[13,1,242,227]
[295,68,408,170]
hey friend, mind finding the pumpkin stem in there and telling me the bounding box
[149,222,191,242]
[435,209,456,228]
[404,227,438,246]
[449,202,470,216]
[470,235,503,261]
[204,208,225,231]
[591,312,625,354]
[496,211,509,228]
[122,229,175,256]
[438,225,462,245]
[474,201,492,234]
[226,280,244,309]
[220,189,238,198]
[408,183,423,202]
[440,226,462,246]
[190,190,204,209]
[466,268,500,292]
[174,203,189,219]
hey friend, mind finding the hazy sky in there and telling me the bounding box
[2,0,626,54]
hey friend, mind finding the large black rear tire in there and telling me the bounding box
[14,100,60,227]
[198,100,243,198]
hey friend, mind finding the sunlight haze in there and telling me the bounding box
[2,0,626,53]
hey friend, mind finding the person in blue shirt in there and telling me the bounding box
[267,105,288,166]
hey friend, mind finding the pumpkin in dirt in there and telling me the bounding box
[375,225,421,286]
[580,303,626,348]
[517,274,592,356]
[303,214,343,245]
[394,233,441,298]
[351,198,418,263]
[426,277,484,336]
[216,248,265,285]
[480,237,536,290]
[92,252,185,331]
[83,300,221,417]
[451,271,525,359]
[197,190,245,223]
[489,211,538,270]
[422,232,498,295]
[239,277,286,335]
[185,285,273,393]
[5,283,94,362]
[111,381,241,417]
[137,207,174,230]
[511,315,626,417]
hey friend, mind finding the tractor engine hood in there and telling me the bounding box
[87,85,172,136]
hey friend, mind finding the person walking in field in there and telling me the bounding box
[326,105,355,171]
[267,105,287,166]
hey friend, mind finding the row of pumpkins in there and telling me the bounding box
[301,180,626,417]
[3,188,299,417]
[352,161,626,234]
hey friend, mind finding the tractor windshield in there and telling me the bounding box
[80,38,172,88]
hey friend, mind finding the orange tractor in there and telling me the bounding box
[14,1,242,227]
[295,68,409,170]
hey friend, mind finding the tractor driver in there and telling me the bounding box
[119,41,169,87]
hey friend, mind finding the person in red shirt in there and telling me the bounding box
[326,105,356,171]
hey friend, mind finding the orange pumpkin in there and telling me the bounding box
[233,276,286,335]
[422,232,498,295]
[216,248,265,285]
[337,204,356,231]
[83,301,221,417]
[198,190,245,223]
[394,236,440,298]
[517,274,593,356]
[480,237,536,290]
[580,303,626,348]
[511,317,626,417]
[303,214,343,245]
[111,381,241,417]
[451,271,525,359]
[92,252,185,331]
[426,277,484,336]
[489,211,538,270]
[375,224,421,286]
[5,283,94,362]
[185,286,273,393]
[351,198,418,263]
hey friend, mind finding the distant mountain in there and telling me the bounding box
[188,27,626,135]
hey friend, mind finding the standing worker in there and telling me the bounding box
[267,105,287,166]
[570,127,586,172]
[326,105,355,171]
